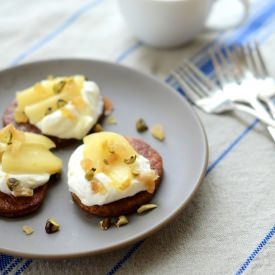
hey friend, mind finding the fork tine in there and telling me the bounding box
[230,45,245,80]
[176,65,208,97]
[254,42,268,77]
[223,44,242,83]
[215,45,232,81]
[242,44,256,74]
[172,71,202,103]
[180,63,211,96]
[248,43,260,77]
[209,48,226,88]
[184,60,217,91]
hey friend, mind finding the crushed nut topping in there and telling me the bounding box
[7,178,20,191]
[115,216,128,228]
[57,99,67,109]
[136,118,148,133]
[85,168,96,181]
[45,218,60,234]
[45,107,53,116]
[81,158,93,172]
[106,116,117,125]
[151,124,165,141]
[103,159,109,165]
[6,132,13,145]
[131,170,140,176]
[137,204,158,214]
[103,96,113,116]
[124,155,136,165]
[22,225,34,235]
[12,184,33,197]
[53,80,66,94]
[99,218,111,230]
[91,180,106,194]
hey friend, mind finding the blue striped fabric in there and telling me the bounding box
[1,0,275,274]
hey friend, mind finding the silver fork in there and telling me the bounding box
[171,60,275,128]
[208,44,275,140]
[241,43,275,117]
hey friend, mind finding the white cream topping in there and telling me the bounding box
[36,81,104,139]
[0,166,50,196]
[67,145,153,206]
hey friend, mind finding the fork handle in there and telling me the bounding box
[234,103,275,128]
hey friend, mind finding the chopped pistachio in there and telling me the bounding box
[103,159,109,165]
[45,218,60,234]
[22,225,34,235]
[151,124,165,141]
[131,170,140,177]
[124,155,136,165]
[115,216,128,228]
[106,116,117,125]
[57,99,67,109]
[103,96,113,116]
[13,186,33,197]
[136,118,148,133]
[137,204,158,214]
[93,123,104,133]
[53,80,66,94]
[7,178,20,191]
[2,131,12,145]
[99,218,111,230]
[85,168,96,181]
[7,134,13,145]
[45,107,53,116]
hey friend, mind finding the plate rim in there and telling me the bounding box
[0,58,209,259]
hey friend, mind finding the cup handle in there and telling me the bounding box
[205,0,250,30]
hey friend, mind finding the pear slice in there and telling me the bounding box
[83,132,138,188]
[24,132,56,149]
[108,164,132,190]
[24,92,70,124]
[83,132,136,164]
[16,76,84,111]
[2,144,62,174]
[16,83,53,111]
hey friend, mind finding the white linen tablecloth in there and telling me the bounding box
[0,0,274,274]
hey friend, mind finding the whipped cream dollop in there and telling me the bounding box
[36,81,104,139]
[0,166,50,196]
[67,145,154,206]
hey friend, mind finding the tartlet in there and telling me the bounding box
[2,75,111,148]
[0,124,62,217]
[68,132,163,217]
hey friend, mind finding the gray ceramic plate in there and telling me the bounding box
[0,59,208,259]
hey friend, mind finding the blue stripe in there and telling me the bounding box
[14,259,33,275]
[9,0,105,66]
[106,241,144,275]
[236,225,275,275]
[233,2,275,44]
[2,258,23,275]
[0,254,14,271]
[206,120,259,175]
[115,41,143,63]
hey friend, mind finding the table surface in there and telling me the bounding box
[0,0,274,274]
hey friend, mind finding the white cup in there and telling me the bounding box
[117,0,250,48]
